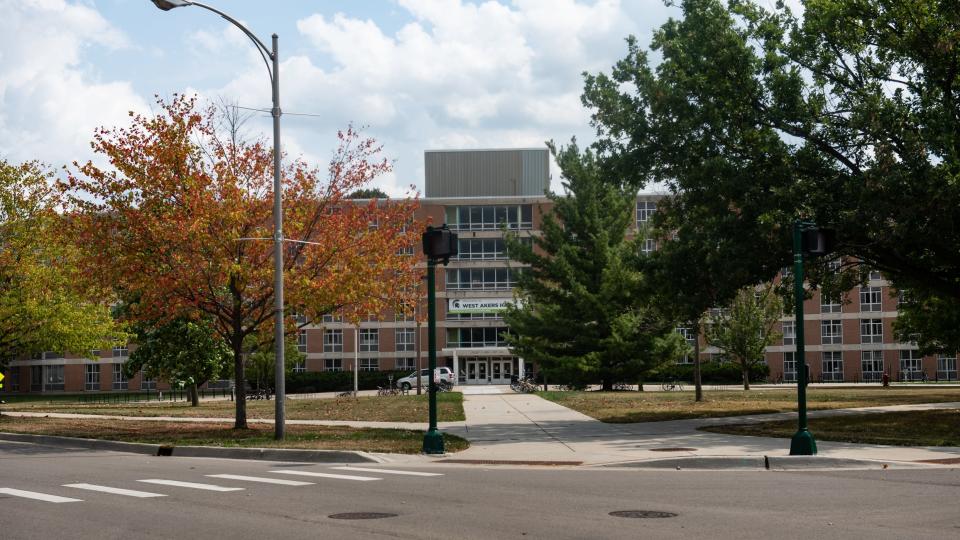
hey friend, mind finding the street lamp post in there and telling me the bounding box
[151,0,287,440]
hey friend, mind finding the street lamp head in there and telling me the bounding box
[151,0,191,11]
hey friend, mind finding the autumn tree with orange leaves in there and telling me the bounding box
[61,95,421,428]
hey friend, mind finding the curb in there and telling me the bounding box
[599,455,933,470]
[0,432,380,463]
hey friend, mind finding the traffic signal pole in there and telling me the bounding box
[790,220,817,455]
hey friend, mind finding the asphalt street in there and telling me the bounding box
[1,441,958,539]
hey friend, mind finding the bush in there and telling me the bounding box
[653,362,770,385]
[285,370,412,394]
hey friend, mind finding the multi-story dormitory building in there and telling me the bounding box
[3,148,957,394]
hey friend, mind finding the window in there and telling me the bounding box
[640,238,656,255]
[359,358,379,372]
[782,320,795,346]
[396,328,415,352]
[395,307,415,322]
[861,351,884,382]
[859,286,882,312]
[30,366,42,391]
[396,357,416,371]
[396,244,415,256]
[42,351,64,360]
[323,358,343,372]
[455,238,511,260]
[292,360,307,373]
[6,369,19,391]
[869,270,882,281]
[636,200,657,225]
[359,329,379,352]
[322,313,343,323]
[323,330,343,353]
[297,330,308,354]
[446,311,504,320]
[85,364,100,391]
[140,371,156,391]
[445,267,520,290]
[113,345,129,358]
[783,352,797,382]
[676,326,696,364]
[820,293,841,313]
[827,258,842,273]
[446,327,510,348]
[781,267,792,279]
[937,354,957,381]
[899,350,923,381]
[292,311,308,325]
[859,319,883,344]
[112,364,128,390]
[43,365,65,391]
[821,320,842,345]
[821,351,844,382]
[447,205,532,231]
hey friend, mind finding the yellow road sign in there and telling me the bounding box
[0,371,4,388]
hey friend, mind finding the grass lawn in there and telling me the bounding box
[699,409,960,447]
[1,392,465,422]
[539,387,960,423]
[0,416,469,454]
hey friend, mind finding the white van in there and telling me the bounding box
[395,367,455,391]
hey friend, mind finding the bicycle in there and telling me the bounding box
[661,380,684,392]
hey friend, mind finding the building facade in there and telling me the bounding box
[3,148,957,393]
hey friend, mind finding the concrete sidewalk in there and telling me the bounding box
[441,392,960,468]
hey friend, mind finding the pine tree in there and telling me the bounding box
[504,142,684,390]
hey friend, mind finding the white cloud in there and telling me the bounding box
[0,0,148,169]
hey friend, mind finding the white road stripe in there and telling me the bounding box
[0,488,82,503]
[329,467,444,477]
[206,474,314,486]
[138,479,244,492]
[64,483,166,498]
[269,470,381,482]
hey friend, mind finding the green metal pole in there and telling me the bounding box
[422,258,444,454]
[790,220,817,455]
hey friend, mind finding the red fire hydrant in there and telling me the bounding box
[881,372,890,387]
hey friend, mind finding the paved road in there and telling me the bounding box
[2,441,959,539]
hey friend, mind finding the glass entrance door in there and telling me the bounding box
[491,359,512,383]
[477,360,487,382]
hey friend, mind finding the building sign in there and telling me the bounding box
[448,298,519,314]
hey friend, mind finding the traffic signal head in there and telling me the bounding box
[802,228,836,256]
[422,225,458,264]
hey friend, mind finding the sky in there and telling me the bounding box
[0,0,686,196]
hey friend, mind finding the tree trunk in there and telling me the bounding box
[742,364,751,391]
[694,327,703,402]
[601,378,613,391]
[189,383,199,407]
[232,338,247,429]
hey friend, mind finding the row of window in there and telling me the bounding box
[445,268,521,290]
[320,357,417,372]
[32,347,129,361]
[780,318,889,345]
[782,350,957,382]
[19,364,154,392]
[453,237,533,261]
[820,287,884,313]
[446,205,533,231]
[318,328,417,353]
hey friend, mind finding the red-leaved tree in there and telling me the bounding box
[61,95,421,428]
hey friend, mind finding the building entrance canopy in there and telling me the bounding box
[443,348,524,385]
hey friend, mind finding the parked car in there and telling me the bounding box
[395,367,455,391]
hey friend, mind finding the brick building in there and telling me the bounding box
[3,147,956,393]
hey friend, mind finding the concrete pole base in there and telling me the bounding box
[422,429,445,455]
[789,428,818,456]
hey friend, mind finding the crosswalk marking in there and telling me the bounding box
[206,474,314,486]
[330,467,444,477]
[269,470,381,482]
[63,483,166,498]
[138,479,244,492]
[0,488,83,503]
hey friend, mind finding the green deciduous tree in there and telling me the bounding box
[0,160,123,368]
[504,142,685,390]
[582,0,960,353]
[244,335,304,395]
[124,318,232,406]
[706,286,783,390]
